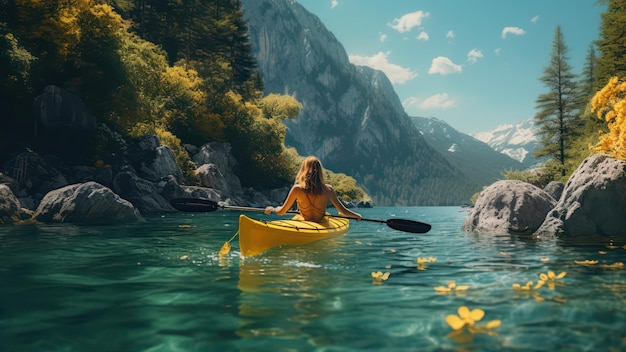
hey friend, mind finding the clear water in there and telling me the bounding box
[1,206,625,351]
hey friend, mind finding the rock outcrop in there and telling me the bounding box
[0,184,21,224]
[462,180,557,235]
[463,154,626,242]
[534,154,626,239]
[33,182,142,224]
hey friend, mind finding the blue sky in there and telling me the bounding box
[296,0,606,134]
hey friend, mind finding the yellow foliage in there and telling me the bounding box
[260,94,303,120]
[591,76,626,160]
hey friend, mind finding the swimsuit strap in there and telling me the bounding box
[298,191,327,216]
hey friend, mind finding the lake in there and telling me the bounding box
[1,206,624,351]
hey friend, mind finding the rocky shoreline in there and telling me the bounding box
[0,133,293,224]
[463,153,626,241]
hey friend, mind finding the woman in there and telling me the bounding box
[265,156,362,223]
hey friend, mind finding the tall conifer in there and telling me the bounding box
[534,25,579,176]
[595,0,626,90]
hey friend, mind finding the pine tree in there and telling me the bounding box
[595,0,626,90]
[534,25,580,177]
[578,44,598,107]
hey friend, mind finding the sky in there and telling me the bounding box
[296,0,606,134]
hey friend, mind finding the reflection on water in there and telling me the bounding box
[0,207,625,351]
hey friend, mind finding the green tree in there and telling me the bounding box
[534,25,580,177]
[595,0,626,90]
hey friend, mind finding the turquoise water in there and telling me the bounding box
[1,206,625,351]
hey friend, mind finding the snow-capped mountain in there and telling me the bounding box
[411,116,523,185]
[471,118,540,167]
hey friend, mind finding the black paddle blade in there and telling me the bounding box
[386,218,431,234]
[170,198,219,212]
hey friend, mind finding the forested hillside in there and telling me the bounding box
[0,0,301,189]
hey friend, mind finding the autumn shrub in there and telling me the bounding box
[591,76,626,160]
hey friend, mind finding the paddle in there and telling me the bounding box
[170,198,432,234]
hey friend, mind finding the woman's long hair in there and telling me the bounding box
[295,156,325,195]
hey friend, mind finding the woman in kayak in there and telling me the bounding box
[265,156,362,223]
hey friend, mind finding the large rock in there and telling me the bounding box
[0,184,21,224]
[112,171,174,213]
[535,154,626,239]
[34,182,142,224]
[0,150,69,198]
[192,142,243,197]
[33,85,97,132]
[462,180,557,235]
[543,181,564,202]
[140,145,184,183]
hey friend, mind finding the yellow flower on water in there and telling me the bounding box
[575,260,598,265]
[599,262,625,269]
[417,257,437,270]
[178,224,192,229]
[371,271,390,282]
[180,254,189,260]
[539,271,566,281]
[540,257,550,263]
[435,281,469,294]
[538,271,566,290]
[512,281,544,291]
[445,306,501,334]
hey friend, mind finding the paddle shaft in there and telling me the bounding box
[169,198,431,233]
[219,204,412,227]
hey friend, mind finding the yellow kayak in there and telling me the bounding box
[238,214,350,256]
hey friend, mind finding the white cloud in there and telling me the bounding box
[403,94,455,111]
[502,26,526,39]
[349,51,417,84]
[380,33,388,42]
[402,96,420,110]
[530,15,539,23]
[388,11,430,33]
[467,49,483,64]
[428,56,462,75]
[417,31,429,41]
[418,93,456,109]
[331,0,338,9]
[446,30,455,40]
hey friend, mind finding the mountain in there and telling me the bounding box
[240,0,484,205]
[470,118,540,167]
[411,116,524,186]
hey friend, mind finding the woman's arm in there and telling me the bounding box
[265,186,300,215]
[326,185,362,220]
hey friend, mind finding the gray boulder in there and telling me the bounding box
[192,142,243,196]
[543,181,564,201]
[0,184,21,224]
[196,163,229,192]
[33,85,97,133]
[112,171,174,213]
[462,180,557,235]
[140,145,184,183]
[535,154,626,239]
[34,182,142,224]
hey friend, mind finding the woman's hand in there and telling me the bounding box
[264,206,275,215]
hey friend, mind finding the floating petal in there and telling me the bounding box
[485,320,502,329]
[446,314,465,330]
[469,308,485,322]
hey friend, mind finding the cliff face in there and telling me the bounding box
[241,0,481,205]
